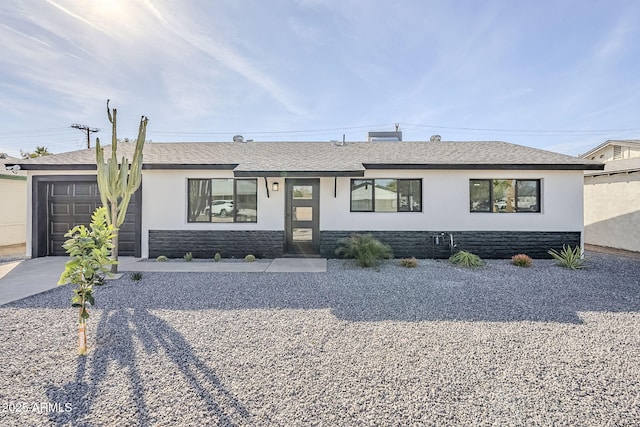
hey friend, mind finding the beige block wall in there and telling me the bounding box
[0,177,27,247]
[584,173,640,252]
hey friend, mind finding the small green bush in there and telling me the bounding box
[214,252,221,262]
[130,272,143,281]
[511,254,533,267]
[156,255,168,262]
[449,250,484,268]
[399,257,418,268]
[245,254,256,262]
[335,233,393,267]
[184,252,193,262]
[548,245,584,269]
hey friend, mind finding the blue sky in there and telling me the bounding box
[1,0,639,158]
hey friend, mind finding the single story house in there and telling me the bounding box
[8,137,604,259]
[0,154,27,252]
[581,140,640,253]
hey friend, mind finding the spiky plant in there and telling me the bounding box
[96,100,148,273]
[548,245,585,269]
[449,250,485,268]
[335,234,393,267]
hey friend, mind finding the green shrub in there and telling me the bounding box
[214,252,221,262]
[399,257,418,268]
[548,245,584,269]
[156,255,168,262]
[511,253,533,267]
[335,233,393,267]
[449,250,484,268]
[245,254,256,262]
[184,252,193,262]
[130,272,143,281]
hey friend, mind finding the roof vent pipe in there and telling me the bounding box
[233,135,245,142]
[430,135,441,142]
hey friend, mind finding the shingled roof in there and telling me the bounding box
[8,140,604,176]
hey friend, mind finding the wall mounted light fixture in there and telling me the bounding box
[272,182,279,191]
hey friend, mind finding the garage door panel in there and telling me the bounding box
[51,222,71,233]
[72,203,96,216]
[50,184,72,196]
[73,183,95,196]
[50,203,71,215]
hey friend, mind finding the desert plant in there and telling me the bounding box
[548,245,585,269]
[399,257,418,268]
[214,252,221,262]
[245,254,256,262]
[58,207,116,355]
[95,100,148,273]
[184,252,193,262]
[130,272,143,281]
[511,253,533,267]
[335,233,393,267]
[449,250,484,268]
[156,255,168,262]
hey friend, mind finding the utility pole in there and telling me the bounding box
[71,124,100,149]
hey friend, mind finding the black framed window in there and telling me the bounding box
[188,178,257,223]
[350,179,422,212]
[469,179,540,213]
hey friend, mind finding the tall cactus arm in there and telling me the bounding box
[95,100,148,272]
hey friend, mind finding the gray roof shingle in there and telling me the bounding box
[9,140,604,174]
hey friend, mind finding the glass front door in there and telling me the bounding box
[285,179,320,255]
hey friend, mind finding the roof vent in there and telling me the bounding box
[430,135,441,142]
[233,135,245,143]
[367,131,402,142]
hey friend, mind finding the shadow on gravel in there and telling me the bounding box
[45,309,250,426]
[7,253,640,326]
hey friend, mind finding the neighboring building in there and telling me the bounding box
[0,155,27,252]
[581,139,640,163]
[581,140,640,253]
[7,138,603,259]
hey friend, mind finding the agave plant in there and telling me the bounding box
[548,245,585,269]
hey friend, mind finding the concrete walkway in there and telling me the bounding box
[0,257,327,306]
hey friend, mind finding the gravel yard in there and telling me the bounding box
[1,252,639,426]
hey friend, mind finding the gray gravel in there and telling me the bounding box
[1,252,639,426]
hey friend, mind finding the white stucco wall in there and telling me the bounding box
[140,170,285,257]
[321,170,584,232]
[584,172,640,252]
[0,176,27,247]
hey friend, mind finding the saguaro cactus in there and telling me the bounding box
[96,100,148,272]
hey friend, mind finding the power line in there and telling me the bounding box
[70,124,100,149]
[401,123,640,135]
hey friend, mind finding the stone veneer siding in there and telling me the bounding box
[149,230,284,259]
[149,229,580,259]
[320,231,581,259]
